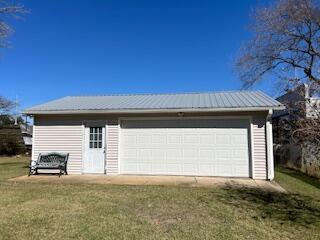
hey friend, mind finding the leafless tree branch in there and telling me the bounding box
[237,0,320,147]
[236,0,320,89]
[0,95,15,114]
[0,1,27,48]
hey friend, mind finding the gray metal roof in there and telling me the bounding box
[23,91,284,114]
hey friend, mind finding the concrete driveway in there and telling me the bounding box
[10,174,285,192]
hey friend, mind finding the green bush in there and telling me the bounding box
[0,134,25,155]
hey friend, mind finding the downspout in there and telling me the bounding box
[266,109,274,180]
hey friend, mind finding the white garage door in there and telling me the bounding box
[120,119,250,177]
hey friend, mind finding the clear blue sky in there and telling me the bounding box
[1,0,277,110]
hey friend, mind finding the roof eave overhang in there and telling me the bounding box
[23,106,286,115]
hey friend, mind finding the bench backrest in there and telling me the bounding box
[37,152,69,166]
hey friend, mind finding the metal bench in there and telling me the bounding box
[28,152,69,177]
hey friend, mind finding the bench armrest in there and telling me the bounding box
[29,160,37,167]
[60,153,69,165]
[30,153,42,167]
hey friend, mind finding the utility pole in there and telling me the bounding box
[14,95,19,125]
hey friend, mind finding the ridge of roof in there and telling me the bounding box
[65,90,262,98]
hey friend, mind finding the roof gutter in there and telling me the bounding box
[23,105,285,115]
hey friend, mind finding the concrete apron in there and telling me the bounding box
[10,174,286,192]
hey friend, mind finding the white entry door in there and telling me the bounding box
[120,119,250,177]
[83,126,105,174]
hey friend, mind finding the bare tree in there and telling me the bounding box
[236,0,320,91]
[236,0,320,164]
[0,96,16,127]
[285,95,320,145]
[0,1,27,48]
[0,95,14,114]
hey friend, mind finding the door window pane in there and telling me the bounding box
[89,127,103,149]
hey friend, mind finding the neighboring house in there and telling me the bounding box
[20,124,33,150]
[273,83,320,144]
[23,91,283,180]
[273,84,320,121]
[273,84,320,178]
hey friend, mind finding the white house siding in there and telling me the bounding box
[252,117,267,179]
[32,118,83,174]
[106,120,119,175]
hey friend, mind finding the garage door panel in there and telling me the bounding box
[199,164,213,175]
[232,149,248,158]
[183,149,198,158]
[215,134,231,145]
[152,135,166,144]
[215,165,231,175]
[215,150,230,159]
[232,134,248,144]
[166,164,181,174]
[183,164,197,174]
[120,119,250,177]
[183,134,199,144]
[199,149,214,160]
[139,149,152,160]
[152,164,167,174]
[167,135,181,144]
[123,148,137,158]
[200,135,215,144]
[233,167,249,177]
[153,149,166,158]
[137,135,152,144]
[166,149,182,158]
[123,135,137,145]
[122,163,137,173]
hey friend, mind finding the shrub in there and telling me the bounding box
[0,133,25,156]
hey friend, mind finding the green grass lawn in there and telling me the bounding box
[0,156,319,240]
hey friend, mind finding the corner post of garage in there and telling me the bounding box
[266,109,274,180]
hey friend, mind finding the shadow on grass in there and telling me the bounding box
[277,167,320,190]
[199,185,320,228]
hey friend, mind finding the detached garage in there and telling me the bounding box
[24,91,284,180]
